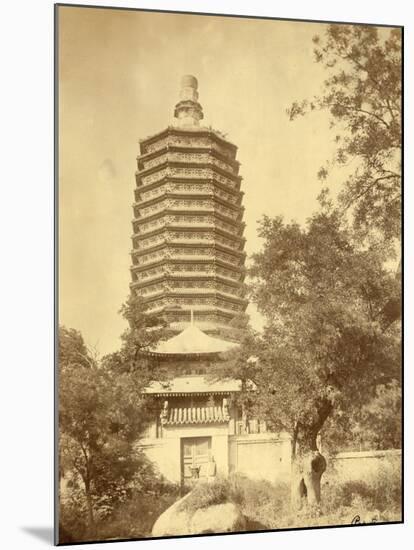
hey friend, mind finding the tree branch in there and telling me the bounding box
[342,174,400,211]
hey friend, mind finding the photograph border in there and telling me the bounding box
[54,3,404,545]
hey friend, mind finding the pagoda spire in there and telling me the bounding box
[174,75,204,127]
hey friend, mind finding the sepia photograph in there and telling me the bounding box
[56,4,402,545]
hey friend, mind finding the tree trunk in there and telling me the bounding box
[86,490,94,527]
[83,476,95,529]
[290,428,327,513]
[302,450,326,508]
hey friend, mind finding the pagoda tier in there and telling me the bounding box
[130,76,248,332]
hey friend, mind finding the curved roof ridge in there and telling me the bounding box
[153,324,238,355]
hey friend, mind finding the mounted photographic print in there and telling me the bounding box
[55,3,403,545]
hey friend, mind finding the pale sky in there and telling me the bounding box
[58,6,351,355]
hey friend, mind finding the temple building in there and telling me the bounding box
[139,320,291,489]
[131,76,291,488]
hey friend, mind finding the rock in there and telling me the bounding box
[190,502,246,534]
[152,491,246,537]
[151,494,191,537]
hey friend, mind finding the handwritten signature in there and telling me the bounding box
[351,514,379,525]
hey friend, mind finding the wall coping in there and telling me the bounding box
[136,438,166,448]
[230,432,291,443]
[332,449,401,460]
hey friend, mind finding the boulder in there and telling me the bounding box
[189,502,246,534]
[152,491,246,537]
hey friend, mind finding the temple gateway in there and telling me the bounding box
[131,75,291,488]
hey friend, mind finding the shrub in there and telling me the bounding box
[96,490,179,540]
[177,477,238,512]
[60,461,402,541]
[323,459,401,516]
[59,475,180,542]
[231,475,290,529]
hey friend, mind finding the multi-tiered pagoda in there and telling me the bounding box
[133,77,291,489]
[130,75,248,333]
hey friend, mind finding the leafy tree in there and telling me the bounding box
[58,324,159,539]
[253,23,404,509]
[214,311,252,344]
[288,24,401,243]
[233,210,400,510]
[59,325,94,370]
[102,293,170,377]
[320,380,401,453]
[119,292,169,356]
[59,294,173,539]
[358,380,401,449]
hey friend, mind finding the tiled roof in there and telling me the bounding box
[164,405,228,425]
[144,375,242,395]
[151,324,239,355]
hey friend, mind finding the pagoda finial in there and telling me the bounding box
[174,75,204,127]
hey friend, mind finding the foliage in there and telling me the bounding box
[60,475,180,543]
[215,312,253,344]
[323,458,401,518]
[231,475,290,529]
[174,469,400,532]
[235,467,401,529]
[257,22,403,462]
[322,380,401,452]
[358,380,401,449]
[58,323,159,533]
[102,293,170,377]
[119,293,168,353]
[236,209,401,454]
[288,24,401,243]
[59,325,94,370]
[177,477,242,512]
[59,294,175,540]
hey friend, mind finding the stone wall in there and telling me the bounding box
[229,433,292,482]
[139,433,401,487]
[139,423,231,484]
[326,449,401,483]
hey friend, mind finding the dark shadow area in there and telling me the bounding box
[244,517,270,531]
[21,526,54,545]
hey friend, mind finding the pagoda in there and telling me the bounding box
[130,75,248,333]
[132,77,290,488]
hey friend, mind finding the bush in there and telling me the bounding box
[231,475,290,529]
[60,462,401,541]
[175,474,290,530]
[324,461,401,516]
[59,476,180,543]
[96,490,179,540]
[176,477,241,512]
[175,465,401,532]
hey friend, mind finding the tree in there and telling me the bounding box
[235,210,400,510]
[59,325,94,370]
[58,324,157,538]
[214,311,252,344]
[288,24,402,243]
[102,293,170,377]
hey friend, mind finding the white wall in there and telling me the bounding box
[140,430,292,484]
[326,449,401,483]
[229,433,292,482]
[140,423,230,483]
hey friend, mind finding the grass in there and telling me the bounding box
[60,462,401,541]
[59,482,180,543]
[176,461,401,531]
[176,477,241,512]
[236,460,402,529]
